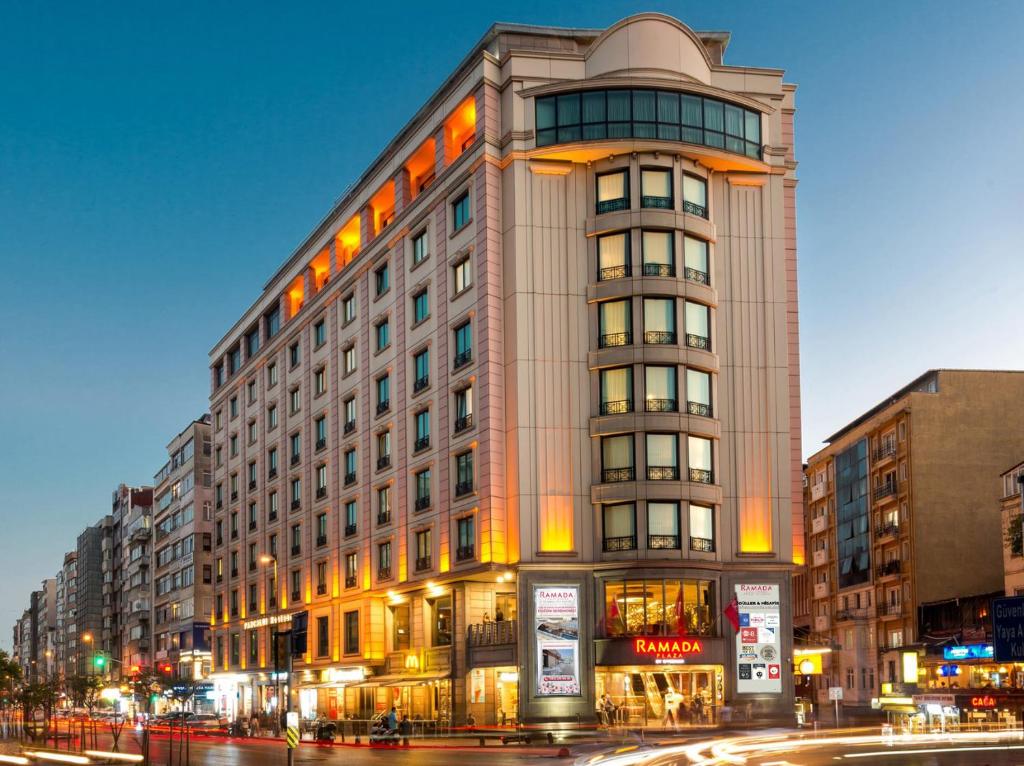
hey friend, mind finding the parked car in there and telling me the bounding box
[189,713,228,730]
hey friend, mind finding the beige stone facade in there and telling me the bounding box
[803,370,1024,709]
[1001,461,1024,597]
[208,13,801,726]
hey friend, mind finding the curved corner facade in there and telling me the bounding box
[206,13,801,728]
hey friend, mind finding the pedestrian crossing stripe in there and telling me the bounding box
[286,726,299,748]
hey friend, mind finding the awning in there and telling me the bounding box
[347,673,451,688]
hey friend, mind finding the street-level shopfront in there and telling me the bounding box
[903,692,1024,729]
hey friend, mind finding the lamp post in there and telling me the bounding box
[259,555,280,727]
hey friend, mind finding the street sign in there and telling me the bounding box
[286,711,299,749]
[992,596,1024,661]
[828,686,844,701]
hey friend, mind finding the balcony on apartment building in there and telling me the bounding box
[811,515,827,535]
[467,619,517,647]
[874,481,898,503]
[876,559,902,579]
[877,601,903,618]
[873,442,897,464]
[875,521,901,540]
[834,607,873,623]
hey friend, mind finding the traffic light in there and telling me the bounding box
[93,654,106,668]
[162,664,173,674]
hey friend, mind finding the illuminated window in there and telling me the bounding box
[683,175,708,218]
[599,299,632,347]
[453,256,472,294]
[684,301,710,350]
[644,366,677,412]
[603,577,715,637]
[344,611,359,654]
[640,169,672,209]
[597,232,629,281]
[601,434,634,483]
[641,231,674,277]
[683,237,709,284]
[596,170,629,214]
[643,298,676,344]
[599,367,632,415]
[648,502,680,549]
[602,503,635,552]
[316,615,329,657]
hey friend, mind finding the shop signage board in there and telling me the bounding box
[735,583,782,694]
[992,596,1024,661]
[943,643,994,660]
[534,586,580,696]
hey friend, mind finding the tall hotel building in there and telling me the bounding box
[208,14,801,726]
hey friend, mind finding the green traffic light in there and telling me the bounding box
[94,654,105,667]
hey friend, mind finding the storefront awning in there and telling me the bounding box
[347,673,450,688]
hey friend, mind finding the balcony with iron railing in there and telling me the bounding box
[291,454,300,466]
[413,375,430,393]
[877,559,902,578]
[647,465,680,481]
[599,264,630,281]
[345,575,357,588]
[316,486,327,499]
[344,420,356,435]
[689,467,713,484]
[453,349,473,369]
[876,522,900,540]
[377,455,391,471]
[378,567,392,580]
[644,330,676,345]
[467,619,517,647]
[454,414,473,433]
[685,333,710,351]
[456,544,475,562]
[603,535,637,552]
[874,482,898,502]
[640,195,672,210]
[642,263,675,278]
[414,436,430,452]
[873,443,897,463]
[455,480,473,497]
[377,511,391,526]
[601,399,633,416]
[316,583,327,596]
[683,200,708,218]
[344,523,357,537]
[316,534,327,547]
[415,556,432,572]
[684,266,709,285]
[376,400,390,415]
[648,534,680,550]
[597,197,629,214]
[645,398,677,413]
[291,544,300,556]
[315,438,326,451]
[687,401,712,417]
[602,466,635,483]
[415,495,431,511]
[878,601,902,618]
[689,536,715,553]
[599,331,632,349]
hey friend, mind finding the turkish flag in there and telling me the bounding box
[724,596,740,632]
[609,596,624,635]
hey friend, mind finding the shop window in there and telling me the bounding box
[391,603,410,651]
[603,578,715,637]
[430,595,452,647]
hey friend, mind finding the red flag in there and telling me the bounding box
[675,587,685,634]
[609,597,625,635]
[724,596,740,632]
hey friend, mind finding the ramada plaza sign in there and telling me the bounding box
[633,637,704,661]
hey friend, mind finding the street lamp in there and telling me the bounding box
[260,554,281,725]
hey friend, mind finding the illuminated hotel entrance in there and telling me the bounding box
[595,666,723,726]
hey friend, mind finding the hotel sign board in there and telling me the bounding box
[735,584,782,694]
[534,586,581,696]
[992,596,1024,661]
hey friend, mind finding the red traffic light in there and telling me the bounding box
[162,664,173,673]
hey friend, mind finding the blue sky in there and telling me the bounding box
[1,1,1022,642]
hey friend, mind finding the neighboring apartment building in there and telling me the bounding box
[114,484,154,677]
[35,580,57,681]
[76,518,110,675]
[152,416,215,686]
[803,370,1024,710]
[58,551,78,679]
[208,13,801,726]
[1001,461,1024,597]
[12,609,32,681]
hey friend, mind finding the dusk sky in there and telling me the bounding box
[1,1,1022,642]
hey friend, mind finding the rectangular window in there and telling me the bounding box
[643,297,676,344]
[455,451,473,496]
[601,434,634,483]
[413,291,429,323]
[683,174,708,218]
[688,436,714,484]
[646,433,679,480]
[344,449,357,483]
[454,257,472,294]
[686,368,712,417]
[315,415,327,446]
[316,464,327,493]
[378,541,392,577]
[391,603,411,650]
[415,409,430,447]
[648,501,680,549]
[345,500,357,533]
[683,236,709,284]
[268,491,278,518]
[692,505,716,552]
[377,429,391,464]
[267,362,278,387]
[603,577,715,637]
[336,610,356,656]
[600,367,633,415]
[314,367,326,395]
[599,299,632,347]
[596,170,629,213]
[645,366,677,412]
[375,320,390,351]
[290,387,300,413]
[343,294,356,323]
[246,327,260,357]
[376,375,390,412]
[603,503,636,552]
[597,232,629,281]
[456,517,474,562]
[343,345,356,375]
[290,432,301,460]
[289,342,300,367]
[684,301,710,350]
[291,478,301,505]
[454,322,472,368]
[345,552,357,584]
[316,615,329,657]
[415,528,432,571]
[415,469,431,508]
[413,349,429,392]
[265,306,281,338]
[642,231,674,277]
[344,397,356,428]
[412,230,428,265]
[454,387,473,425]
[452,191,471,231]
[375,264,390,296]
[640,169,672,209]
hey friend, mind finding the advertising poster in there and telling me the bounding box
[535,586,581,696]
[469,667,486,704]
[735,583,782,694]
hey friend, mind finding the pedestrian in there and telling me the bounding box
[495,607,504,622]
[466,711,476,729]
[398,714,412,747]
[386,706,397,733]
[483,611,491,623]
[250,712,260,737]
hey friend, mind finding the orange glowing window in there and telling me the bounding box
[444,96,476,165]
[369,181,395,235]
[309,249,330,292]
[335,215,361,270]
[286,275,305,319]
[406,137,436,198]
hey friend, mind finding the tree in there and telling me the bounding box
[65,675,103,712]
[17,680,60,740]
[0,650,22,710]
